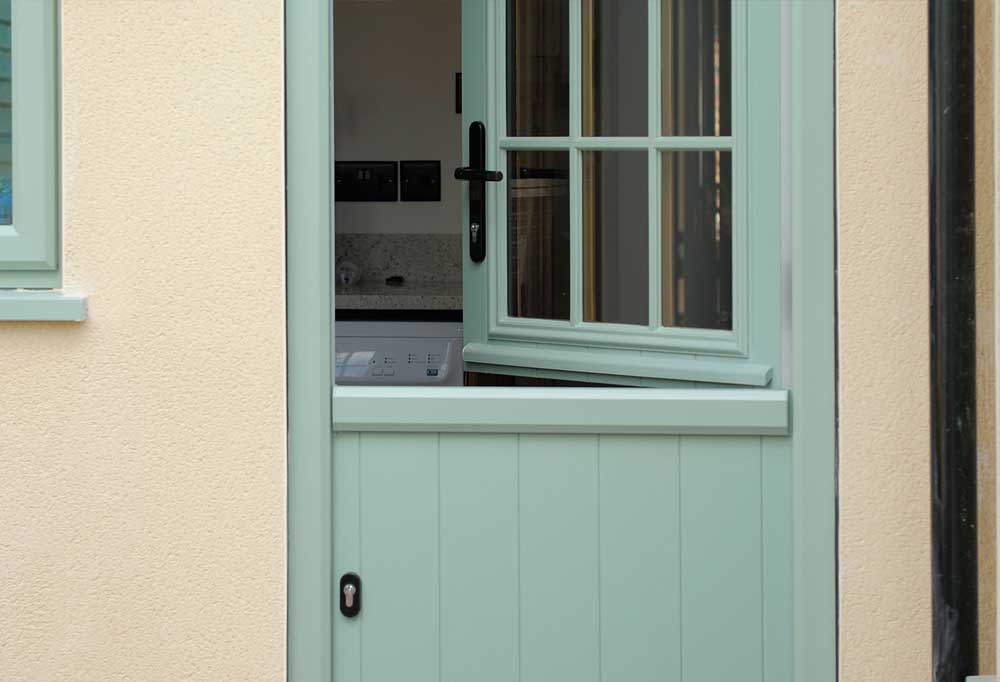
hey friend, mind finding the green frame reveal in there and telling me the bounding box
[0,0,60,289]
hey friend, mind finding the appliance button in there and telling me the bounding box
[383,368,396,377]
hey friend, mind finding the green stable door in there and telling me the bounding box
[312,1,836,681]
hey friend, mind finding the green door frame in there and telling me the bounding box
[285,1,835,680]
[286,0,333,679]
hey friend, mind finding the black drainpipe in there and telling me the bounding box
[930,0,977,680]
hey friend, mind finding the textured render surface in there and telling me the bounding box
[837,2,931,681]
[975,0,997,669]
[0,3,286,682]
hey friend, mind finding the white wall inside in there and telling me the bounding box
[334,0,462,235]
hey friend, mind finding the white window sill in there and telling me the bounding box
[464,342,772,387]
[0,291,88,322]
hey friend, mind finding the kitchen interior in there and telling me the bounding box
[331,0,581,388]
[332,0,588,389]
[332,0,731,387]
[333,0,466,386]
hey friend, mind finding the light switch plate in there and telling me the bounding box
[400,160,441,202]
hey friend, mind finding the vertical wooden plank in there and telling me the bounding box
[360,433,440,682]
[439,434,518,682]
[762,437,794,682]
[519,434,600,682]
[599,435,681,682]
[680,436,763,682]
[333,433,361,682]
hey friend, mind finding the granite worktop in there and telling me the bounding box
[335,233,463,310]
[336,279,462,310]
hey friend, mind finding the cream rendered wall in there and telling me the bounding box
[0,3,286,682]
[837,2,931,681]
[976,0,997,670]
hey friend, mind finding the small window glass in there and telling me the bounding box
[583,150,649,325]
[0,0,12,225]
[662,150,733,330]
[506,0,570,137]
[662,0,732,137]
[507,150,571,320]
[582,0,648,137]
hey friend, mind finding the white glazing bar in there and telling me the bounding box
[493,0,506,330]
[494,313,736,342]
[571,145,584,326]
[490,315,744,356]
[647,0,661,330]
[574,136,650,149]
[501,137,672,150]
[499,137,574,150]
[654,136,735,150]
[497,314,575,329]
[569,0,583,326]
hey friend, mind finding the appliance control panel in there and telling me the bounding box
[335,337,462,386]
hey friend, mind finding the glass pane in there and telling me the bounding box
[662,0,731,137]
[507,151,571,320]
[506,0,570,137]
[0,0,12,225]
[583,151,649,326]
[582,0,647,137]
[662,151,732,330]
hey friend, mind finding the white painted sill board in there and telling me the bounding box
[0,291,88,322]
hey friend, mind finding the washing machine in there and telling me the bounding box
[334,319,464,386]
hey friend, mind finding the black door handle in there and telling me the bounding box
[454,122,503,263]
[454,167,503,183]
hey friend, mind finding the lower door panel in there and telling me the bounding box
[333,431,792,682]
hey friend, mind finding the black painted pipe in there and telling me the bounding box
[929,0,977,680]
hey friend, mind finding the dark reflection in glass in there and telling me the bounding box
[507,0,570,137]
[662,0,731,137]
[583,151,649,326]
[662,151,732,330]
[507,151,570,320]
[581,0,648,137]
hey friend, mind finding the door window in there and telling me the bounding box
[502,0,733,335]
[467,0,773,386]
